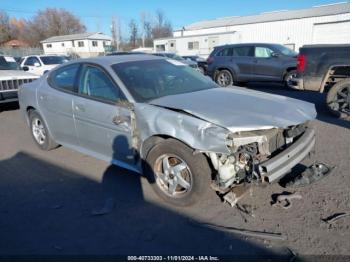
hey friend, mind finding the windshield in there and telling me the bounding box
[0,56,19,70]
[273,44,298,57]
[112,59,217,102]
[40,56,68,65]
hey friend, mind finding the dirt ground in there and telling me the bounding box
[0,84,349,258]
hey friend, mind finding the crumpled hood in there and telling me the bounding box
[0,70,38,79]
[150,87,317,133]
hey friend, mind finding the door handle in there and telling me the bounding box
[112,115,129,125]
[74,104,85,112]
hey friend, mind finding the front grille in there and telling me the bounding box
[0,78,34,93]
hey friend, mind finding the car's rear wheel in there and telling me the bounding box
[145,139,212,206]
[284,70,297,88]
[29,110,58,150]
[327,79,350,119]
[215,70,233,87]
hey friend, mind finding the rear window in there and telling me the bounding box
[41,56,68,65]
[50,64,80,92]
[216,48,232,56]
[232,46,253,57]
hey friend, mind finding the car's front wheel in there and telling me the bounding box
[284,70,297,88]
[145,139,212,206]
[29,110,58,150]
[215,70,233,87]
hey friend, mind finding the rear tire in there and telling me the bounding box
[29,110,58,150]
[144,139,212,206]
[326,79,350,119]
[215,70,234,87]
[284,70,297,88]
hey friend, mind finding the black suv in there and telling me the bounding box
[207,43,298,87]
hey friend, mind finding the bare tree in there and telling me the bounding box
[128,19,138,48]
[152,9,172,39]
[23,8,86,46]
[0,11,11,43]
[140,12,153,47]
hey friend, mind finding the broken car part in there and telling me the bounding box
[322,213,349,224]
[271,192,302,209]
[286,162,334,188]
[189,219,286,241]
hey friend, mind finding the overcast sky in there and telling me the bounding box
[1,0,346,38]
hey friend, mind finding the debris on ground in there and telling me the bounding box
[321,212,349,224]
[286,162,334,188]
[221,184,250,207]
[235,204,255,222]
[188,219,286,241]
[271,192,302,209]
[90,197,115,216]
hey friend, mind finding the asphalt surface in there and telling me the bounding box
[0,83,349,257]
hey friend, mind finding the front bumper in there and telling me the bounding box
[258,127,315,183]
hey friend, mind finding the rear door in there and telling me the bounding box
[251,45,282,80]
[38,63,80,146]
[72,64,136,169]
[230,45,255,79]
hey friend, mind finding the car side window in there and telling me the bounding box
[216,48,232,57]
[232,46,254,57]
[50,64,80,92]
[24,56,40,66]
[255,47,274,58]
[78,65,124,103]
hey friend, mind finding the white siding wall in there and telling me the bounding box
[43,39,111,57]
[156,13,350,58]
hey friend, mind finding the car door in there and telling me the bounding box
[230,46,255,79]
[72,64,136,169]
[38,63,80,146]
[251,46,282,80]
[23,56,43,75]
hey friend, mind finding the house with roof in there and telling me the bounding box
[154,2,350,58]
[41,32,112,58]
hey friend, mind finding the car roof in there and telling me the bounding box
[58,54,164,67]
[215,43,281,49]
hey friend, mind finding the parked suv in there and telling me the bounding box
[207,43,297,87]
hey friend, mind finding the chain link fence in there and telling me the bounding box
[0,48,43,58]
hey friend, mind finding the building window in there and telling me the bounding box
[156,45,165,52]
[92,41,98,47]
[170,43,174,48]
[78,41,84,47]
[188,41,199,50]
[61,43,65,47]
[46,44,52,48]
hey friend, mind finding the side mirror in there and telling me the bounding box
[271,52,280,58]
[22,66,29,71]
[34,62,41,67]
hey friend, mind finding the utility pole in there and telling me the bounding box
[111,16,120,51]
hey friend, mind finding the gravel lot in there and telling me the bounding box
[0,84,349,258]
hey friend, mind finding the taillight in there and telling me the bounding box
[207,56,214,64]
[297,54,306,72]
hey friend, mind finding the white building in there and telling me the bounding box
[154,2,350,58]
[41,32,112,58]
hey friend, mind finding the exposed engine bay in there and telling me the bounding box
[208,123,309,192]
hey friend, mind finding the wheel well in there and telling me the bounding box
[283,67,297,78]
[321,65,350,92]
[25,106,36,124]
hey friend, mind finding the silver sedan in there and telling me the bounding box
[18,55,317,206]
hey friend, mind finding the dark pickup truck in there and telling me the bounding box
[291,45,350,118]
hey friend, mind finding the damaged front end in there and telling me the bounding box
[207,123,315,192]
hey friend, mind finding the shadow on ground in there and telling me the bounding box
[246,82,350,129]
[0,152,293,260]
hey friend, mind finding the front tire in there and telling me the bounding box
[29,110,58,150]
[215,70,233,87]
[326,79,350,119]
[145,139,212,206]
